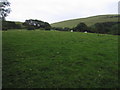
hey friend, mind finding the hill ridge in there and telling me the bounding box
[51,14,118,28]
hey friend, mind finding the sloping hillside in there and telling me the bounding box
[51,14,119,28]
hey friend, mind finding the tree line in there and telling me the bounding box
[2,19,51,30]
[2,20,119,35]
[1,0,119,35]
[52,22,120,35]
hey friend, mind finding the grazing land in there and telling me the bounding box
[51,14,118,28]
[2,30,119,88]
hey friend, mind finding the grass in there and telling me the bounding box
[51,14,118,28]
[2,30,119,88]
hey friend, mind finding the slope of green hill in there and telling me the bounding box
[51,14,119,28]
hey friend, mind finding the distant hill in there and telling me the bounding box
[51,14,119,28]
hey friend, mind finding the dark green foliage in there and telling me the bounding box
[44,22,51,30]
[86,27,95,33]
[52,27,63,31]
[52,27,71,31]
[94,23,108,34]
[26,26,35,30]
[74,23,88,32]
[51,19,119,35]
[63,27,71,31]
[0,0,11,20]
[23,19,51,30]
[88,25,98,33]
[2,21,22,30]
[109,24,120,35]
[91,22,119,35]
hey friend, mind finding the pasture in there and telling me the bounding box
[51,14,118,28]
[2,30,119,88]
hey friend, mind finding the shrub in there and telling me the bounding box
[92,22,119,34]
[2,21,22,30]
[74,23,88,32]
[23,19,51,30]
[109,23,120,35]
[27,26,35,30]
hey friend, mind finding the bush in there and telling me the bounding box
[23,19,51,30]
[2,21,22,30]
[74,23,88,32]
[52,27,64,31]
[44,22,51,30]
[92,22,119,34]
[27,26,35,30]
[109,24,120,35]
[63,27,71,31]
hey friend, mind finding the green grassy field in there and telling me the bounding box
[2,30,119,88]
[51,14,118,28]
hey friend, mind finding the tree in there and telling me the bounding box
[109,23,120,35]
[93,22,118,34]
[0,0,11,20]
[63,27,71,31]
[2,21,22,30]
[44,22,51,30]
[23,19,51,30]
[74,22,88,32]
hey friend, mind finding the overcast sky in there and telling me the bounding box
[6,0,119,23]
